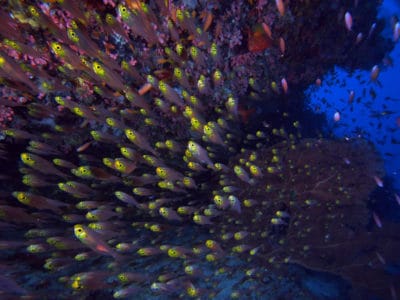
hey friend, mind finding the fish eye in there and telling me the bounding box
[118,274,127,281]
[119,6,128,15]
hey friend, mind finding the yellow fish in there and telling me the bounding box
[74,224,120,259]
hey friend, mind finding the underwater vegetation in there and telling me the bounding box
[0,0,400,299]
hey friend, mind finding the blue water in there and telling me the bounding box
[307,0,400,191]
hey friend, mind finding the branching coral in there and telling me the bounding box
[210,137,396,298]
[209,139,400,297]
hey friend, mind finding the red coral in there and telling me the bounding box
[247,24,273,52]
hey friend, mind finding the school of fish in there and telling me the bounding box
[0,0,399,299]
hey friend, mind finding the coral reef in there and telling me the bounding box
[0,0,399,299]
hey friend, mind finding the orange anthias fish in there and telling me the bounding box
[247,24,273,52]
